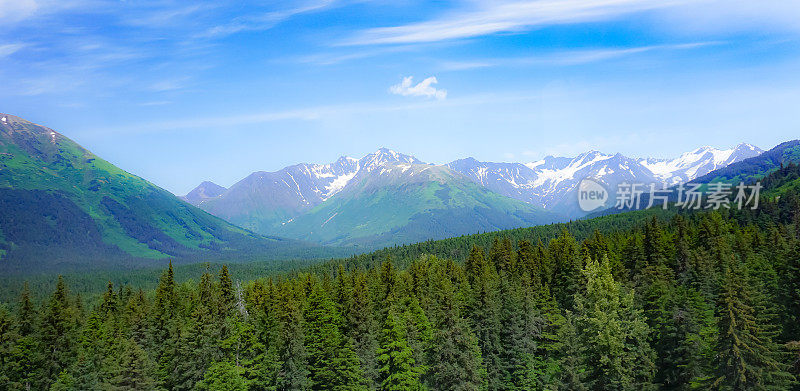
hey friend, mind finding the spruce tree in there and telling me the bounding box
[557,311,587,391]
[573,256,656,390]
[106,337,156,391]
[425,269,486,390]
[465,241,502,390]
[39,276,78,388]
[402,297,432,378]
[377,310,421,390]
[712,264,795,390]
[303,284,366,390]
[276,283,310,391]
[196,361,247,391]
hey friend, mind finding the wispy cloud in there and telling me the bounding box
[342,0,800,46]
[343,0,684,45]
[389,76,447,100]
[0,0,41,23]
[202,0,337,38]
[0,0,99,25]
[138,101,172,107]
[0,43,26,58]
[84,92,538,135]
[148,77,192,92]
[438,41,722,70]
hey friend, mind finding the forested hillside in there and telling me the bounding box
[2,165,800,390]
[0,114,332,273]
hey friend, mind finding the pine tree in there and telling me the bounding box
[39,276,78,388]
[275,283,309,391]
[303,284,366,390]
[712,264,795,390]
[239,311,281,390]
[573,256,656,391]
[402,297,432,378]
[219,265,235,316]
[345,272,380,388]
[425,269,486,390]
[465,241,502,390]
[377,310,421,390]
[17,282,36,337]
[151,262,182,390]
[779,241,800,342]
[5,292,39,391]
[49,370,76,391]
[106,337,156,391]
[497,278,542,390]
[196,361,247,391]
[0,305,18,389]
[556,311,587,391]
[548,231,583,310]
[653,286,716,390]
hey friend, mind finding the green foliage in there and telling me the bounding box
[304,283,367,390]
[573,256,656,390]
[196,361,247,391]
[377,311,422,390]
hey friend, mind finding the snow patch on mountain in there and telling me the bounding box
[638,143,763,184]
[447,143,763,217]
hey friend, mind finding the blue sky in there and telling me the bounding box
[2,0,800,194]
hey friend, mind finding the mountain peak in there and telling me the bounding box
[733,143,762,152]
[183,181,227,206]
[199,180,222,187]
[360,148,423,171]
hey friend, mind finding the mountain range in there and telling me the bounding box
[448,143,762,215]
[188,148,561,247]
[185,143,762,246]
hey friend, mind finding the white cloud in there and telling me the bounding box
[389,76,447,100]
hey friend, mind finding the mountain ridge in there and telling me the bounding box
[0,113,330,272]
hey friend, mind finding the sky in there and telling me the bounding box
[2,0,800,195]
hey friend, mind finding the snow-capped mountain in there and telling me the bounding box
[449,151,658,215]
[638,143,763,184]
[193,148,429,235]
[446,143,763,216]
[187,148,560,246]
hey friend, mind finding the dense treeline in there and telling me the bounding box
[3,205,800,390]
[0,204,671,304]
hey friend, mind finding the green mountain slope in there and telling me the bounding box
[277,164,563,247]
[0,114,323,272]
[694,139,800,184]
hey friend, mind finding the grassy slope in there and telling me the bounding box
[0,114,330,270]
